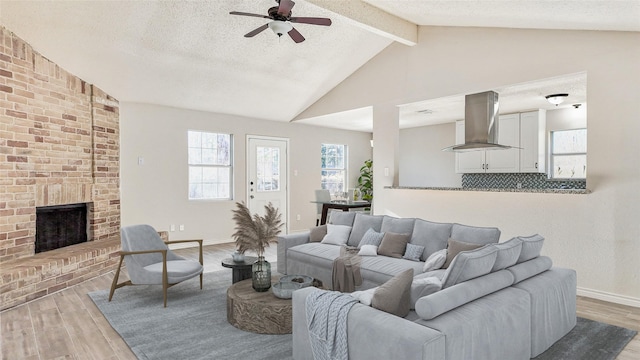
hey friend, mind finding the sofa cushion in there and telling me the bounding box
[410,219,453,261]
[320,224,352,245]
[423,249,447,272]
[348,213,384,247]
[402,243,424,262]
[450,223,501,245]
[517,234,545,263]
[508,256,553,284]
[410,276,442,310]
[357,227,385,248]
[381,216,415,236]
[371,268,413,317]
[415,270,515,320]
[328,211,356,226]
[441,244,498,288]
[443,238,484,268]
[492,237,523,271]
[358,244,378,256]
[309,225,327,243]
[359,256,425,286]
[378,232,410,258]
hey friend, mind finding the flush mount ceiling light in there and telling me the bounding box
[545,93,569,106]
[268,20,293,37]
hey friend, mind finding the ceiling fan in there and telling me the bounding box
[230,0,332,43]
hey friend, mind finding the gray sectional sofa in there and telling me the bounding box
[277,212,577,360]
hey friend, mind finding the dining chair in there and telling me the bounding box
[109,224,204,307]
[315,189,332,226]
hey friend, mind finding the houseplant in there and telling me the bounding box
[357,159,373,201]
[231,202,283,292]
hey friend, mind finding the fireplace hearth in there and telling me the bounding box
[35,203,89,253]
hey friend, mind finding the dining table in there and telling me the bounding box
[311,200,372,225]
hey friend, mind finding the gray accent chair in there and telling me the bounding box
[109,224,204,307]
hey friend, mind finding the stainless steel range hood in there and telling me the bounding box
[443,91,511,152]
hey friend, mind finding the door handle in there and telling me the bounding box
[250,195,254,199]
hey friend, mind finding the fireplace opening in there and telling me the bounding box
[35,203,89,253]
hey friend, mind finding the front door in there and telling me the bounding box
[247,136,289,233]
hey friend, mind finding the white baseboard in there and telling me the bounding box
[577,287,640,308]
[167,238,230,250]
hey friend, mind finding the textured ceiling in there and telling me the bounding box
[0,0,392,122]
[364,0,640,32]
[0,1,637,129]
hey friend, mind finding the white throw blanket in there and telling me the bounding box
[305,288,358,360]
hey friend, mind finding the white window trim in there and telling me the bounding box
[187,130,234,201]
[550,128,587,180]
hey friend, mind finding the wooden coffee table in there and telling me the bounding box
[226,276,292,334]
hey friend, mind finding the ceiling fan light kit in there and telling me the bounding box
[268,20,293,37]
[230,0,332,43]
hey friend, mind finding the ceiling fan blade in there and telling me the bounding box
[230,11,271,19]
[278,0,295,16]
[288,27,305,43]
[289,17,332,26]
[244,24,269,38]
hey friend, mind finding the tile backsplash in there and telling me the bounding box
[462,173,586,189]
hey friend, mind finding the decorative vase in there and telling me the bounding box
[252,255,271,292]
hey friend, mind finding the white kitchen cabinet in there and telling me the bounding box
[519,110,546,173]
[455,114,520,173]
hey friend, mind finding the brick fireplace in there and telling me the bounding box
[0,26,121,310]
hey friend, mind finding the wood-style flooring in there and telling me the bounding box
[1,243,638,359]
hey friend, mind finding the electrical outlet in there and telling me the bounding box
[170,224,175,231]
[517,182,522,189]
[138,156,144,165]
[179,225,185,231]
[296,214,301,221]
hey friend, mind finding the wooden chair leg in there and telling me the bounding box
[109,255,125,302]
[162,250,168,308]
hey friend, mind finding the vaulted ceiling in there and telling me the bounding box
[1,1,638,130]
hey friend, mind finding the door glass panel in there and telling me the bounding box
[256,146,280,192]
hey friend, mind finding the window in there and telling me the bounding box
[550,129,587,179]
[188,131,232,200]
[256,146,280,192]
[321,144,347,195]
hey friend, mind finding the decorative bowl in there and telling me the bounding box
[279,274,314,288]
[272,281,301,299]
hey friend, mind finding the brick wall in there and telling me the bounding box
[0,25,120,261]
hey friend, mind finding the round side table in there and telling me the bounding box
[221,256,257,284]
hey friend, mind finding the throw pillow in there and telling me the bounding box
[423,248,447,272]
[410,276,442,309]
[371,268,414,317]
[358,244,378,256]
[402,243,425,262]
[321,224,352,246]
[309,225,327,243]
[358,228,385,248]
[350,287,377,306]
[517,234,545,263]
[348,213,384,247]
[491,237,523,271]
[378,232,410,258]
[443,238,484,268]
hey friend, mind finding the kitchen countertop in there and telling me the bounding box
[385,186,590,194]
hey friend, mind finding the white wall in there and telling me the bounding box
[120,103,372,243]
[399,122,461,187]
[298,27,640,305]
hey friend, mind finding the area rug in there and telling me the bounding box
[90,271,636,360]
[534,317,636,360]
[89,270,293,360]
